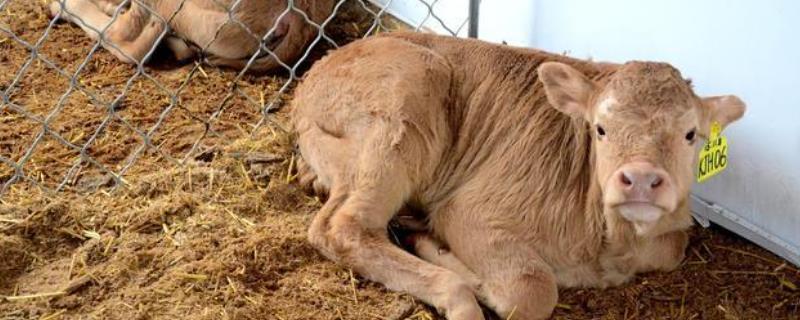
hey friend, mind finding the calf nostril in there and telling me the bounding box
[620,172,633,186]
[651,176,663,189]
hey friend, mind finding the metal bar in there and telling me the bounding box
[691,194,800,267]
[468,0,480,38]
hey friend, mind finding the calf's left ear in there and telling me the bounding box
[701,95,746,132]
[538,62,598,120]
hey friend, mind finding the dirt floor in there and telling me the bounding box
[1,1,799,319]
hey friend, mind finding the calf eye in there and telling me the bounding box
[685,129,696,143]
[596,125,606,137]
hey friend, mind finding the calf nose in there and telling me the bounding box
[615,162,668,201]
[620,170,663,189]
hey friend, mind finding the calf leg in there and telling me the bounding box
[302,127,483,320]
[427,203,559,320]
[481,262,558,320]
[49,0,110,37]
[88,0,126,15]
[296,156,327,196]
[409,234,481,289]
[418,233,558,319]
[50,0,165,64]
[164,36,195,61]
[472,245,558,320]
[86,0,195,61]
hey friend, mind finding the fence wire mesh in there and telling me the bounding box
[0,0,471,198]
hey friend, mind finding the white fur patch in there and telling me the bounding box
[618,203,663,235]
[597,95,617,116]
[618,203,662,224]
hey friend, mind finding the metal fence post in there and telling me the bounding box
[468,0,479,38]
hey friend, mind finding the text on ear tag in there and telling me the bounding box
[697,121,728,183]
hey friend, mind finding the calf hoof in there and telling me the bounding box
[440,278,485,320]
[164,37,195,61]
[48,1,64,20]
[296,156,327,195]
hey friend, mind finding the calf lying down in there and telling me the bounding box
[292,32,745,319]
[49,0,333,72]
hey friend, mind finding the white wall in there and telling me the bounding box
[370,0,470,36]
[370,0,534,43]
[378,0,800,265]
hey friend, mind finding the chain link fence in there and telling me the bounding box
[0,0,474,198]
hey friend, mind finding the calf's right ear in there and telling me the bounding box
[538,62,598,120]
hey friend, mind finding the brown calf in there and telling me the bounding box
[49,0,334,72]
[291,32,745,319]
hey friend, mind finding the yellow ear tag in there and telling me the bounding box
[697,121,728,183]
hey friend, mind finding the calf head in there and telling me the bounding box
[539,61,745,235]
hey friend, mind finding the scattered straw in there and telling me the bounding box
[63,275,93,294]
[714,245,799,273]
[57,227,86,240]
[4,291,66,301]
[556,303,572,310]
[39,309,66,320]
[407,310,434,320]
[772,299,789,310]
[505,305,517,320]
[0,218,23,224]
[82,230,102,240]
[349,269,359,304]
[366,313,391,320]
[224,208,255,229]
[286,153,297,184]
[779,278,797,291]
[709,270,778,276]
[175,272,208,281]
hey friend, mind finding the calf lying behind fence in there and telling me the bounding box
[49,0,334,72]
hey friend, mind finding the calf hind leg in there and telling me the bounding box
[50,0,165,64]
[81,0,194,61]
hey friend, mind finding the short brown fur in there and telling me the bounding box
[291,32,745,319]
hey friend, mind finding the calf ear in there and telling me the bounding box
[701,95,746,133]
[538,62,598,119]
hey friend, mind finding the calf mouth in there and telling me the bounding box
[615,201,664,224]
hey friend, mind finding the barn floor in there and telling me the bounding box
[1,1,799,319]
